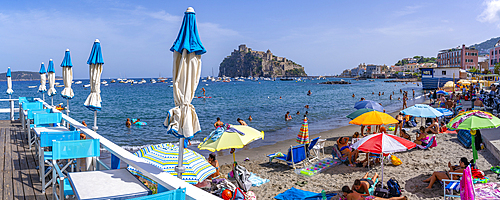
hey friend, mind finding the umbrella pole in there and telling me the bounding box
[381,156,384,187]
[9,94,13,121]
[92,111,98,131]
[471,134,478,163]
[233,152,236,163]
[176,138,186,179]
[51,96,53,106]
[42,93,45,101]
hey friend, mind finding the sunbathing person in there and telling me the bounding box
[342,186,407,200]
[400,129,411,140]
[337,137,356,166]
[352,172,379,195]
[414,126,429,145]
[423,157,469,189]
[425,118,439,134]
[353,132,361,138]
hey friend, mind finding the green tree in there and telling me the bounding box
[495,63,500,74]
[469,67,479,73]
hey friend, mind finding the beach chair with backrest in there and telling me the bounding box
[416,136,437,150]
[52,139,101,199]
[307,137,321,162]
[332,144,349,163]
[267,144,307,169]
[30,112,62,150]
[442,171,464,199]
[38,130,80,193]
[312,138,327,156]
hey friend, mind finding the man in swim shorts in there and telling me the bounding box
[342,185,407,200]
[352,172,378,195]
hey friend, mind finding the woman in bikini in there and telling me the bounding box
[394,113,404,135]
[414,126,429,145]
[337,137,357,166]
[342,186,407,200]
[207,153,220,180]
[423,157,469,189]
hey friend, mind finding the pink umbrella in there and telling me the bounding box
[351,133,416,185]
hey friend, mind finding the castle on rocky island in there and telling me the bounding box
[218,44,307,77]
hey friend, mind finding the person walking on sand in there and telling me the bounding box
[402,94,408,109]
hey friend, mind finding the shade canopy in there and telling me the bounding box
[401,104,443,118]
[447,110,500,130]
[346,108,375,120]
[349,111,398,125]
[351,132,416,154]
[84,39,104,111]
[435,108,453,117]
[61,49,74,99]
[6,67,13,95]
[164,8,205,139]
[198,125,264,151]
[47,59,57,97]
[38,62,47,93]
[436,90,449,95]
[354,100,384,112]
[127,143,216,184]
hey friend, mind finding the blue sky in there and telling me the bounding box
[1,0,500,78]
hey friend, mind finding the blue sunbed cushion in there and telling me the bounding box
[446,181,460,191]
[274,187,336,200]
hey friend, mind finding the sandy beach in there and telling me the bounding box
[216,102,500,199]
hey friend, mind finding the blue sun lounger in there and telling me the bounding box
[268,144,307,169]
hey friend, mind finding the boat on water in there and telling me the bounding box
[420,67,465,90]
[139,79,146,84]
[111,79,116,83]
[279,78,294,81]
[101,80,108,84]
[74,81,82,84]
[83,84,91,88]
[150,79,156,83]
[56,85,64,87]
[28,86,37,88]
[119,80,125,83]
[55,82,61,85]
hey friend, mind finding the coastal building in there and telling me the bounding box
[478,55,490,73]
[437,44,478,70]
[350,64,366,77]
[341,69,351,77]
[489,39,500,71]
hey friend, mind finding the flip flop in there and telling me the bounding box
[491,166,500,174]
[295,181,307,187]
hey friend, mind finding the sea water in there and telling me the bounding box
[0,78,424,154]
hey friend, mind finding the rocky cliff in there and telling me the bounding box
[218,44,307,77]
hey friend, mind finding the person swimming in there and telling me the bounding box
[352,94,355,98]
[248,115,253,121]
[214,117,224,128]
[285,112,292,121]
[126,118,131,127]
[307,90,312,96]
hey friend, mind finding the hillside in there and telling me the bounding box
[219,44,307,77]
[0,71,61,81]
[470,36,500,55]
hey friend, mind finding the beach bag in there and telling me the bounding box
[390,155,402,166]
[386,178,402,197]
[245,191,256,200]
[233,164,252,192]
[231,187,245,200]
[374,182,390,198]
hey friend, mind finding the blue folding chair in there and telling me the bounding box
[130,188,186,200]
[268,144,307,169]
[52,139,100,200]
[39,131,80,193]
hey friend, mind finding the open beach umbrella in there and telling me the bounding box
[6,67,13,95]
[447,110,500,163]
[47,59,57,105]
[436,90,449,95]
[38,62,47,100]
[346,108,374,120]
[348,111,398,125]
[127,143,216,184]
[84,39,104,131]
[351,133,416,186]
[61,49,74,117]
[434,108,453,117]
[296,117,309,144]
[198,125,264,162]
[354,100,384,112]
[164,7,206,179]
[401,104,443,118]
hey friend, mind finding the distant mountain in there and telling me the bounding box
[470,36,500,55]
[0,71,62,81]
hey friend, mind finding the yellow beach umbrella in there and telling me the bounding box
[349,111,399,125]
[198,125,264,162]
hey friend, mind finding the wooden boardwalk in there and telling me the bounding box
[0,120,52,200]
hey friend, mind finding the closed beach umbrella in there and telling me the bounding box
[84,39,104,131]
[38,62,47,100]
[349,111,398,125]
[61,49,74,116]
[346,108,374,120]
[351,133,416,186]
[6,67,13,95]
[401,104,443,118]
[354,100,384,112]
[47,59,57,105]
[434,108,453,117]
[127,143,216,184]
[296,117,309,144]
[164,7,206,179]
[198,125,264,162]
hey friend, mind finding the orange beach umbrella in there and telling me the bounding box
[349,111,398,125]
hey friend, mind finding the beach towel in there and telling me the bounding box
[248,172,269,187]
[274,187,337,200]
[268,152,285,162]
[460,165,474,200]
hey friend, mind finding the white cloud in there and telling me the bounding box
[393,5,423,17]
[478,0,500,25]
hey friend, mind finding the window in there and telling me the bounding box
[442,71,446,75]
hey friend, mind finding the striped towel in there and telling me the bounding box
[248,172,269,187]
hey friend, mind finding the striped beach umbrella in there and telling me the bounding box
[84,39,104,131]
[6,67,13,95]
[38,62,47,100]
[127,143,216,184]
[296,117,309,144]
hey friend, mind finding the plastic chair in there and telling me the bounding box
[442,171,464,199]
[307,137,321,162]
[332,144,349,163]
[312,138,326,156]
[38,131,80,193]
[267,144,307,169]
[52,139,100,200]
[130,188,186,200]
[416,136,437,150]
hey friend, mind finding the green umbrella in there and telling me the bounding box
[346,108,375,119]
[447,110,500,162]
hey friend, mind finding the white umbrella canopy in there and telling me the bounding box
[84,39,104,131]
[164,7,206,179]
[47,59,57,97]
[6,67,13,95]
[38,62,47,95]
[61,49,74,99]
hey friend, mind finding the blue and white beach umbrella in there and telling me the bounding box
[127,143,216,184]
[84,39,104,131]
[354,100,384,112]
[47,59,57,97]
[435,108,453,117]
[38,62,47,94]
[401,104,443,118]
[61,49,74,99]
[6,67,13,95]
[163,7,206,179]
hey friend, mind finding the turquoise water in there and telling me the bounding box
[0,78,424,153]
